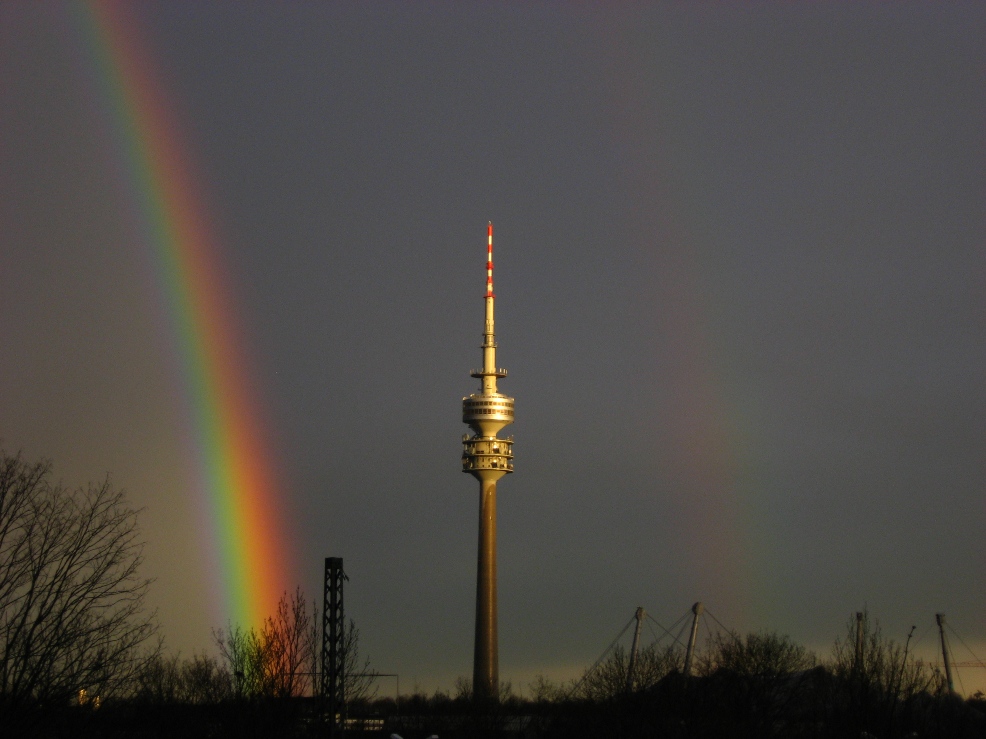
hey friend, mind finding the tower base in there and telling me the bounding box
[473,481,498,702]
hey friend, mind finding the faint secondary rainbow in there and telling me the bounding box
[596,16,766,627]
[70,0,292,629]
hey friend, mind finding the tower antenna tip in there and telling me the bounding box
[486,222,494,298]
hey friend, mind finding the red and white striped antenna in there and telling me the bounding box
[486,221,494,298]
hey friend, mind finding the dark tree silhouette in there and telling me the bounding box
[0,451,157,714]
[574,643,683,700]
[695,630,819,738]
[135,651,232,705]
[829,609,945,737]
[213,588,375,702]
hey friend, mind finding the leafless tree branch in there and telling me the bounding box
[0,451,157,710]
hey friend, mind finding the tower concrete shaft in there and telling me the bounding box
[461,222,514,702]
[475,481,497,699]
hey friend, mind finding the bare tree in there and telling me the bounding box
[0,451,157,710]
[341,617,377,704]
[829,610,945,736]
[214,622,272,698]
[214,589,376,703]
[699,629,817,678]
[573,643,683,700]
[261,586,319,698]
[180,652,233,704]
[213,591,316,699]
[696,630,819,738]
[135,650,233,704]
[528,674,565,703]
[134,649,185,704]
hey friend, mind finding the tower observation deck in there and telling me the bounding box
[461,222,514,702]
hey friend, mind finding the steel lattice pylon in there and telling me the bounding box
[321,557,346,735]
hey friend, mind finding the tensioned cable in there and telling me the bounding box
[703,608,734,636]
[652,610,690,650]
[644,619,662,646]
[699,614,717,645]
[646,610,690,649]
[956,658,967,696]
[675,615,694,649]
[946,622,986,669]
[565,613,636,699]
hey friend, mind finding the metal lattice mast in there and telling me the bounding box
[461,222,515,703]
[322,558,346,735]
[936,613,956,694]
[684,602,703,677]
[626,607,645,692]
[854,611,865,673]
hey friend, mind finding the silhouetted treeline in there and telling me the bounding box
[3,450,985,737]
[7,628,986,739]
[526,619,986,739]
[19,621,985,739]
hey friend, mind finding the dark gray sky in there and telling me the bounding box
[2,1,985,693]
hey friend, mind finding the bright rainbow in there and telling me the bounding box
[71,0,292,630]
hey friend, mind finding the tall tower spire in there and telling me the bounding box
[461,222,514,702]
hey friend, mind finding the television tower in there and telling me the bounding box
[461,222,514,702]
